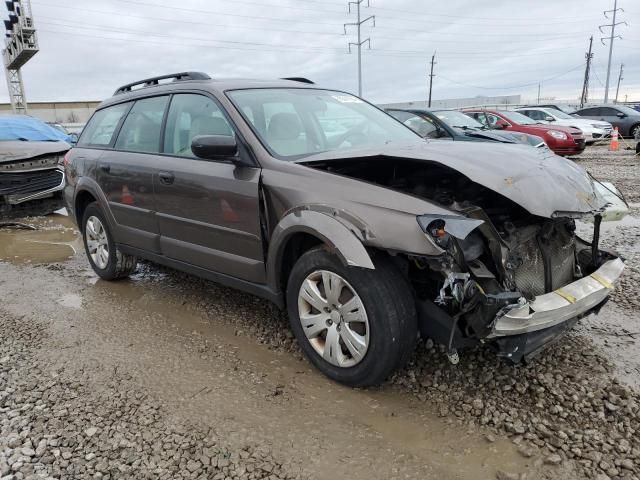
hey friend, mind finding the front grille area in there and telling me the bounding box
[0,168,63,196]
[512,229,575,297]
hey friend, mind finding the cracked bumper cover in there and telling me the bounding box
[489,257,625,338]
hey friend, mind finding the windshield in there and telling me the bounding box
[544,109,573,120]
[500,110,538,125]
[227,88,420,159]
[432,110,483,129]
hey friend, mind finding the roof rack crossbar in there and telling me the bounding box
[113,72,211,95]
[281,77,314,84]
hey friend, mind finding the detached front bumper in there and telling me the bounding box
[488,257,624,360]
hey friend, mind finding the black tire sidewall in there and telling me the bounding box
[81,203,120,280]
[286,248,416,387]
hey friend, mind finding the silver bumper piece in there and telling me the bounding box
[489,257,625,337]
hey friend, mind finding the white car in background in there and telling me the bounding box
[515,107,612,144]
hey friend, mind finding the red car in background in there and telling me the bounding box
[463,109,586,156]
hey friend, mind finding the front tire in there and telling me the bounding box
[286,247,417,387]
[82,202,137,280]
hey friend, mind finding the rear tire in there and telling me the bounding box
[82,202,137,280]
[286,247,417,387]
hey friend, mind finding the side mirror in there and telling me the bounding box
[545,116,555,122]
[494,120,508,130]
[616,112,626,118]
[68,133,79,144]
[192,134,238,159]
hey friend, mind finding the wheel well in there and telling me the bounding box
[75,190,97,226]
[279,232,324,292]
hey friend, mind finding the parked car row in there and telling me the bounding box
[58,72,626,387]
[388,107,587,156]
[526,103,640,139]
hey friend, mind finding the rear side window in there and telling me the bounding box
[577,107,600,116]
[163,94,234,158]
[115,96,169,153]
[600,107,619,116]
[78,103,130,147]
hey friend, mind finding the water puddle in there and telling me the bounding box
[0,214,81,264]
[57,293,83,309]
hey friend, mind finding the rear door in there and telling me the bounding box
[153,93,265,283]
[99,95,169,253]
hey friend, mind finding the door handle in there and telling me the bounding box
[99,164,111,173]
[158,171,175,185]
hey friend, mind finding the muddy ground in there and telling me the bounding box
[1,145,639,480]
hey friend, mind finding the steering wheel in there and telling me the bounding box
[328,121,369,148]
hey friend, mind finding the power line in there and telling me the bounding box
[437,63,585,91]
[36,18,585,59]
[32,0,599,41]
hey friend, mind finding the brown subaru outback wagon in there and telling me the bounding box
[64,72,624,387]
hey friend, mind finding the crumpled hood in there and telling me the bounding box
[0,140,70,163]
[300,140,607,218]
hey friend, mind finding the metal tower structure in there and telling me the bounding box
[599,0,626,104]
[3,0,39,114]
[344,0,375,97]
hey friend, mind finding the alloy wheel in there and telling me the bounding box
[297,270,369,368]
[85,216,109,269]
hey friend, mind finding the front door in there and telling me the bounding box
[153,93,265,283]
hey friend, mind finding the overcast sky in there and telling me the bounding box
[2,0,639,105]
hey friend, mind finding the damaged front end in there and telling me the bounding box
[0,141,68,219]
[415,211,623,363]
[302,143,625,363]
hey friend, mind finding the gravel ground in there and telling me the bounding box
[1,144,639,480]
[0,312,298,480]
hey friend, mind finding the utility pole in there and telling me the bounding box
[614,63,624,104]
[344,0,375,97]
[599,0,626,103]
[537,83,541,104]
[580,36,593,109]
[427,52,436,108]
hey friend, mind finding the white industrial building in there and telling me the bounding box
[0,100,100,124]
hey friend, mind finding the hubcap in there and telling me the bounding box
[297,270,369,368]
[85,216,109,270]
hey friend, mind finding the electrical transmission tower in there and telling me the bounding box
[427,52,436,107]
[2,0,38,114]
[614,64,624,104]
[599,0,626,104]
[344,0,375,97]
[580,36,593,109]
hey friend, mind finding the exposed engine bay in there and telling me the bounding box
[306,156,623,362]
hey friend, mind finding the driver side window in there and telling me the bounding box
[484,114,501,127]
[163,94,235,158]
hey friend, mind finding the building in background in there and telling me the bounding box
[0,100,99,124]
[380,94,522,110]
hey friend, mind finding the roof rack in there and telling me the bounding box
[113,72,211,95]
[281,77,314,84]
